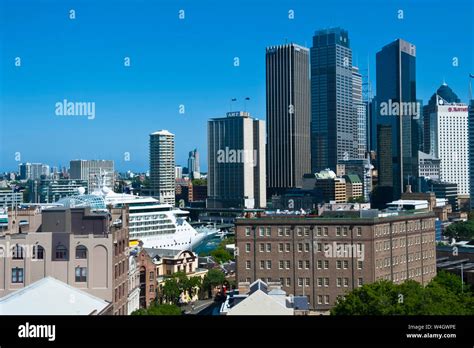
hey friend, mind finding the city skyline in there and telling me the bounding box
[1,0,472,172]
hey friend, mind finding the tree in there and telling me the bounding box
[202,269,226,295]
[132,303,181,315]
[444,220,474,241]
[162,278,180,304]
[210,248,232,264]
[331,272,474,315]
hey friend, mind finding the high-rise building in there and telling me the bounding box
[423,83,461,155]
[149,130,175,205]
[266,44,311,195]
[70,160,114,193]
[28,179,89,203]
[187,149,200,179]
[418,151,440,181]
[19,163,50,180]
[311,28,356,172]
[175,166,183,179]
[207,111,266,209]
[424,88,469,195]
[353,66,367,159]
[375,39,418,200]
[469,100,474,209]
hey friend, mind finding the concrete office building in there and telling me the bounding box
[235,210,436,311]
[70,160,114,193]
[311,28,356,172]
[188,148,200,179]
[0,191,23,208]
[28,178,89,203]
[149,130,175,205]
[266,44,311,194]
[207,111,266,209]
[353,66,367,159]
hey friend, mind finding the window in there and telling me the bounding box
[298,243,303,252]
[323,227,328,236]
[337,278,342,287]
[304,228,310,236]
[344,278,349,287]
[336,227,341,236]
[324,278,329,287]
[115,265,118,278]
[343,260,349,269]
[245,227,251,236]
[246,261,251,269]
[246,243,251,252]
[285,228,290,236]
[279,260,284,269]
[285,260,290,269]
[259,227,264,236]
[75,245,87,259]
[316,227,322,236]
[317,260,322,269]
[358,278,363,287]
[33,245,44,260]
[266,243,271,252]
[305,260,310,269]
[305,278,310,286]
[324,295,330,304]
[11,267,24,283]
[305,243,310,252]
[266,227,271,236]
[278,228,283,236]
[12,244,24,260]
[75,267,87,282]
[298,260,303,269]
[260,260,265,269]
[317,278,323,287]
[317,243,322,252]
[358,261,363,270]
[149,285,154,293]
[246,277,251,283]
[297,228,302,236]
[278,243,283,252]
[266,260,271,269]
[149,272,154,280]
[259,244,265,252]
[285,243,290,252]
[318,295,323,304]
[55,245,68,260]
[356,227,362,236]
[298,278,303,287]
[286,278,291,286]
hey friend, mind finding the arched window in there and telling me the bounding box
[12,244,24,260]
[55,245,68,260]
[75,245,87,259]
[33,245,44,260]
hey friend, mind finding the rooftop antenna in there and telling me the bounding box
[229,98,237,112]
[469,73,474,101]
[244,97,250,112]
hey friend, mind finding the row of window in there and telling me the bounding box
[375,235,435,251]
[245,259,363,270]
[374,220,434,237]
[244,226,363,238]
[7,244,87,260]
[11,266,88,283]
[377,265,436,282]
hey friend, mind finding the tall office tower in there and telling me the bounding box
[353,66,367,158]
[469,100,474,208]
[423,83,461,155]
[426,90,469,195]
[149,130,175,205]
[266,43,311,195]
[311,28,356,172]
[376,39,418,201]
[70,160,114,193]
[19,163,50,180]
[187,148,200,179]
[207,111,266,209]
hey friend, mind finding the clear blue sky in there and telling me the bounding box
[1,0,472,172]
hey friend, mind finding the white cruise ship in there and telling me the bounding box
[56,186,213,251]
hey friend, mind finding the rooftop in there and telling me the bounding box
[0,277,110,315]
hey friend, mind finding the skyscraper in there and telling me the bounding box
[187,148,200,179]
[266,43,311,195]
[375,39,418,201]
[469,99,474,208]
[353,66,367,159]
[311,28,356,172]
[149,130,175,205]
[207,111,266,209]
[69,160,114,192]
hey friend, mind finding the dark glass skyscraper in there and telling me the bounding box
[375,39,418,201]
[311,28,356,172]
[266,44,311,195]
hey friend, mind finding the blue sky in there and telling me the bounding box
[1,0,472,172]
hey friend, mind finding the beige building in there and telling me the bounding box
[235,210,437,311]
[0,206,129,315]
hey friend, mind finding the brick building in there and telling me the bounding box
[235,210,437,311]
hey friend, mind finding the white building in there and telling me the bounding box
[150,130,175,205]
[127,256,140,315]
[418,151,441,181]
[429,97,469,195]
[0,190,23,208]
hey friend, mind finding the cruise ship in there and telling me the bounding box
[56,186,214,251]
